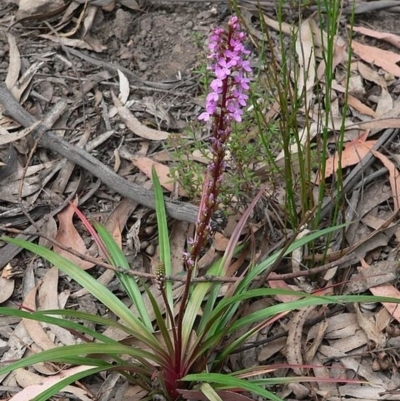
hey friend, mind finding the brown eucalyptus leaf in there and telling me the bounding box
[112,92,170,140]
[22,286,57,351]
[5,33,21,91]
[354,303,386,348]
[53,203,95,270]
[13,366,94,401]
[286,305,317,375]
[0,276,14,303]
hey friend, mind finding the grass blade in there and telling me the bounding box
[0,343,162,378]
[94,222,153,329]
[32,366,110,401]
[182,373,284,401]
[1,237,163,355]
[152,167,173,314]
[0,307,130,344]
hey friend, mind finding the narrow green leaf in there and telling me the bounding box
[151,167,173,314]
[218,292,400,361]
[142,283,174,356]
[0,307,129,344]
[0,343,161,378]
[182,373,284,401]
[1,237,164,356]
[197,243,247,335]
[182,258,223,353]
[230,293,400,333]
[239,224,347,290]
[94,223,153,329]
[33,366,110,401]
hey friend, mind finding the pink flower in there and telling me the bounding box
[210,78,223,93]
[199,17,251,124]
[198,112,211,121]
[192,15,252,264]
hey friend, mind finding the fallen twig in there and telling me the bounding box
[0,82,199,224]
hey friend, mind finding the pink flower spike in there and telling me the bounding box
[193,15,251,266]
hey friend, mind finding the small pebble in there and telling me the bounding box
[138,62,148,72]
[140,241,149,250]
[145,243,155,256]
[140,18,152,33]
[144,225,155,236]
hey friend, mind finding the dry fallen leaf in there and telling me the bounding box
[0,276,14,303]
[0,323,33,384]
[296,19,316,99]
[321,131,377,180]
[371,149,400,211]
[347,95,376,117]
[16,0,65,20]
[352,25,400,49]
[319,344,383,385]
[117,69,130,105]
[169,220,190,275]
[39,34,107,52]
[119,0,140,10]
[0,120,41,146]
[5,33,21,91]
[53,202,95,270]
[112,91,170,140]
[352,40,400,77]
[346,260,397,295]
[22,286,58,351]
[267,274,302,302]
[286,305,317,375]
[11,366,94,401]
[375,89,393,117]
[354,302,386,348]
[214,231,230,252]
[38,267,76,346]
[357,61,387,89]
[262,14,292,35]
[359,259,400,324]
[131,156,186,196]
[350,117,400,130]
[105,197,138,248]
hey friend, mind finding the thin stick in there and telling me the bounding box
[0,83,199,224]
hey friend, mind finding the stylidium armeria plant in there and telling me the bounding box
[4,12,400,401]
[185,15,252,268]
[176,18,252,375]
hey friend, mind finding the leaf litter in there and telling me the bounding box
[1,1,400,400]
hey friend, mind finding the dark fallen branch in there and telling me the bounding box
[150,0,400,15]
[0,82,199,224]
